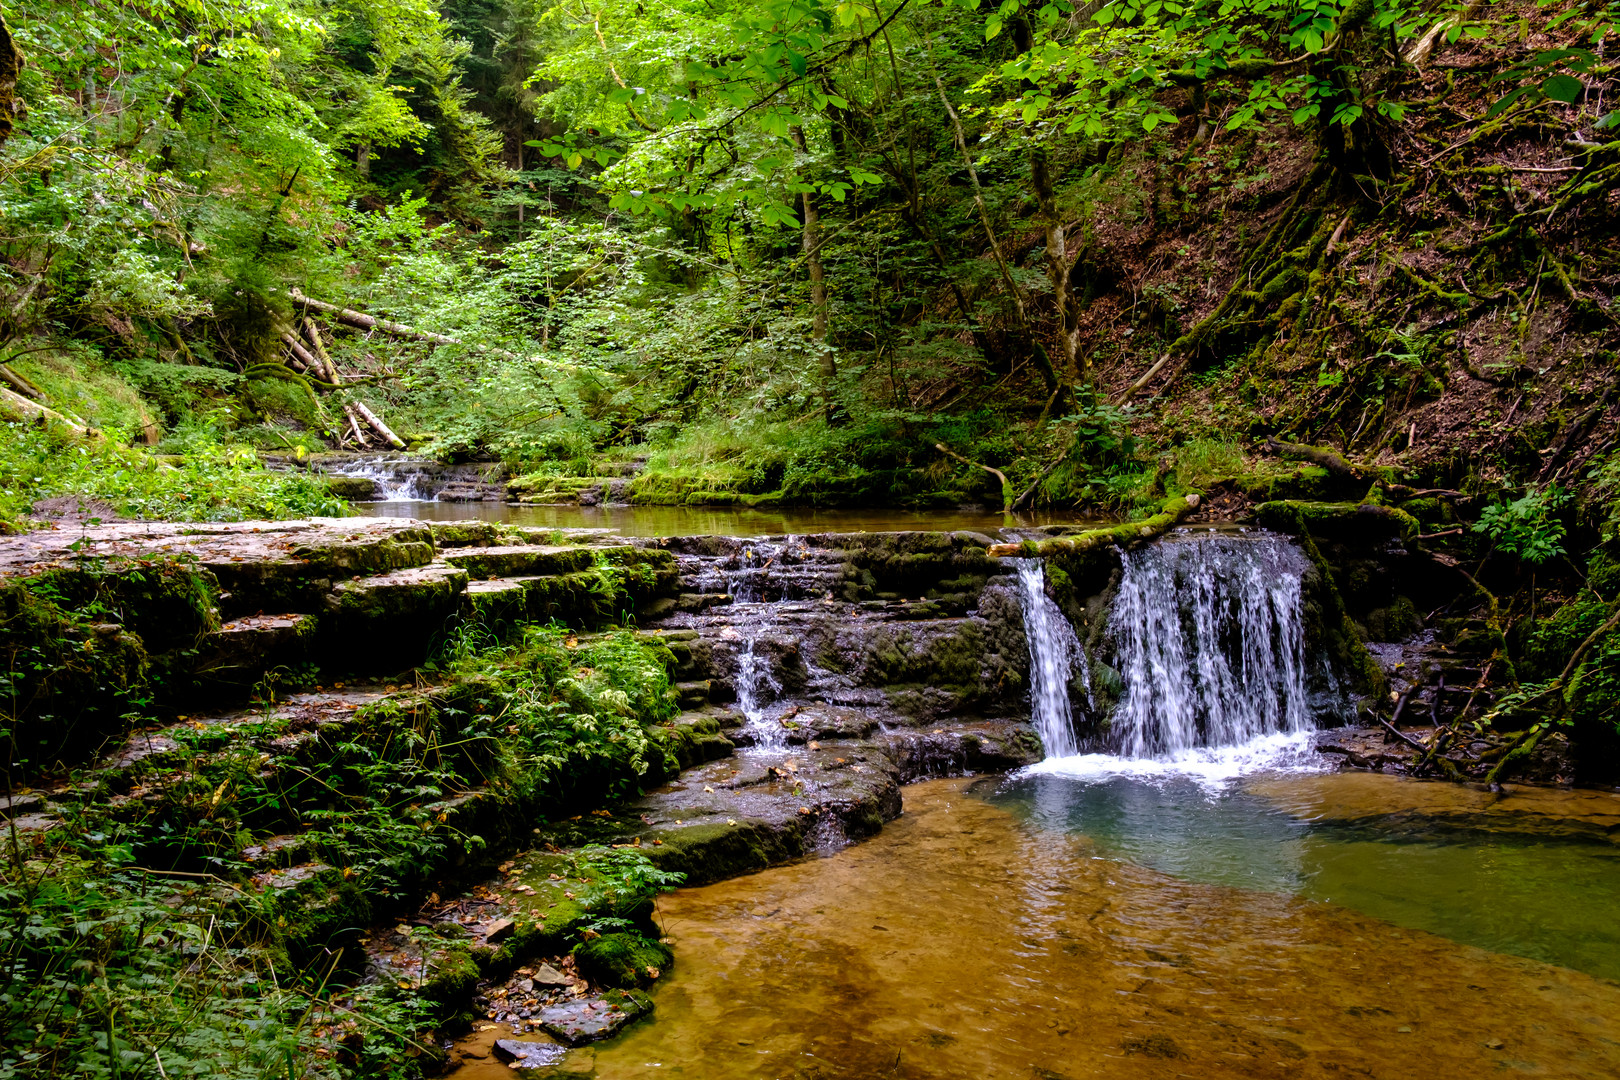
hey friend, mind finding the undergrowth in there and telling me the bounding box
[0,419,345,531]
[0,620,682,1079]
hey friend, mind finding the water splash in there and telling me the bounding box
[1109,533,1311,758]
[733,636,786,752]
[1012,558,1091,759]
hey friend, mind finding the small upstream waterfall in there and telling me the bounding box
[1013,558,1091,759]
[329,456,436,501]
[724,541,790,752]
[1108,533,1311,757]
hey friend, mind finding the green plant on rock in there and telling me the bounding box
[1473,485,1571,566]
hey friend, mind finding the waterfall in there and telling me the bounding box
[329,456,435,501]
[725,541,789,752]
[1108,533,1311,757]
[1013,558,1091,759]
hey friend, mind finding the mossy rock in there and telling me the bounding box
[573,933,673,989]
[1362,596,1421,642]
[324,476,377,501]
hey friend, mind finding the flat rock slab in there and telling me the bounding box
[550,741,905,885]
[538,992,653,1046]
[0,517,434,583]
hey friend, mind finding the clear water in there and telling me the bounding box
[356,499,1094,537]
[987,766,1620,981]
[449,776,1620,1080]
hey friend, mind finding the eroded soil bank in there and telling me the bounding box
[448,775,1620,1080]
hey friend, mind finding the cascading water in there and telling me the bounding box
[1108,533,1311,757]
[1013,558,1091,759]
[724,541,790,752]
[329,456,435,501]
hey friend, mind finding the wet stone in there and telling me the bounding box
[538,991,653,1046]
[492,1040,568,1069]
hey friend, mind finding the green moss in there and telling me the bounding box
[573,932,673,989]
[1253,500,1417,541]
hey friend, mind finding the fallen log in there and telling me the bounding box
[290,289,582,376]
[291,289,465,348]
[303,317,340,384]
[935,442,1012,512]
[342,404,372,448]
[985,494,1200,558]
[0,385,91,435]
[1260,438,1363,480]
[278,331,322,378]
[349,399,405,449]
[0,362,41,400]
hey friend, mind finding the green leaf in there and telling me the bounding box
[986,15,1003,39]
[1302,28,1323,52]
[1541,74,1584,103]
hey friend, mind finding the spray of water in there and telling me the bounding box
[1012,533,1318,784]
[725,542,789,752]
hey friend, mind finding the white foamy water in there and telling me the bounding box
[1020,731,1325,791]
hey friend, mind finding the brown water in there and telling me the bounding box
[360,500,1093,537]
[449,775,1620,1080]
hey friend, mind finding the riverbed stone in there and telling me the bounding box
[492,1039,568,1068]
[537,990,653,1046]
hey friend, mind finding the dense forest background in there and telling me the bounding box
[1,0,1615,519]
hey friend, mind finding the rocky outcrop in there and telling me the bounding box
[0,517,682,769]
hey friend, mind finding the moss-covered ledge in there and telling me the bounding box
[984,494,1201,559]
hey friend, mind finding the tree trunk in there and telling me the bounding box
[356,141,371,181]
[350,399,405,449]
[790,126,835,384]
[1031,148,1083,384]
[934,77,1064,407]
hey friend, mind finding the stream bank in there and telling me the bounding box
[0,509,1599,1077]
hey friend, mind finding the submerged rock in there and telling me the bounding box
[492,1039,569,1068]
[538,990,654,1046]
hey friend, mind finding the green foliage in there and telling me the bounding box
[1171,439,1247,492]
[571,844,685,906]
[0,421,344,530]
[1473,486,1571,566]
[1,612,683,1079]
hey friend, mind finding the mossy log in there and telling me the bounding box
[1259,438,1363,480]
[985,494,1200,558]
[0,385,92,435]
[1253,499,1418,541]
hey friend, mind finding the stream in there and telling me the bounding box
[443,525,1620,1079]
[452,775,1620,1079]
